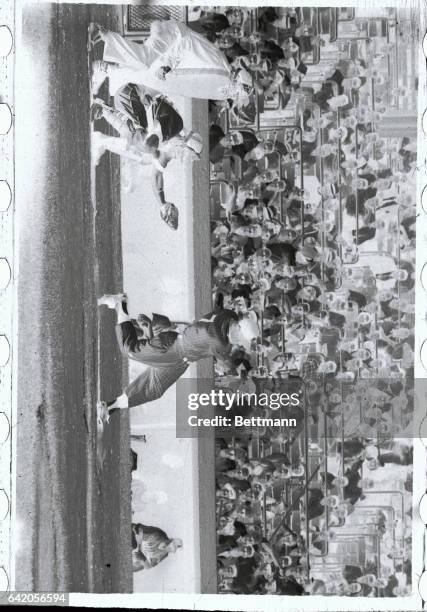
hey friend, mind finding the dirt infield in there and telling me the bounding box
[14,4,132,592]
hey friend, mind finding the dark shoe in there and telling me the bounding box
[90,101,104,122]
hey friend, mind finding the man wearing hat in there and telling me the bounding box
[96,293,260,428]
[91,83,202,230]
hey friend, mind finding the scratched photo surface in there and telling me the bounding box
[13,2,420,601]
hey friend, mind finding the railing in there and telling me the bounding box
[210,6,415,594]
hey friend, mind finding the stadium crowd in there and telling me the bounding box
[206,6,416,596]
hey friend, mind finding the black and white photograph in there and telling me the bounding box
[2,1,427,608]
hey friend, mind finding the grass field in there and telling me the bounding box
[14,3,132,592]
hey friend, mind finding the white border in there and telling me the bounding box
[0,0,14,596]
